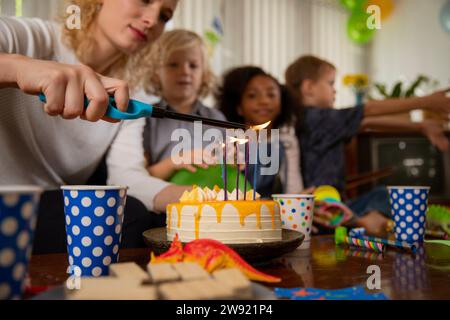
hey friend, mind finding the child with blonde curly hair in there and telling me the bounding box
[141,29,226,180]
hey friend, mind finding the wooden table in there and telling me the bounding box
[27,236,450,300]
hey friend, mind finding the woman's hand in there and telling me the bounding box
[11,54,129,122]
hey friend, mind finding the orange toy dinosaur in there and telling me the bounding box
[150,234,281,283]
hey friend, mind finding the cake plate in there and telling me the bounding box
[142,228,304,263]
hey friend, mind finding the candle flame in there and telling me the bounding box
[229,137,249,144]
[250,121,271,131]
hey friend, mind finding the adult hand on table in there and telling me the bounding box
[6,54,129,122]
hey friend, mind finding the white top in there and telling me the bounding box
[279,126,304,193]
[0,16,169,211]
[106,117,170,211]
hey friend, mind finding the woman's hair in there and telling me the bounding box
[61,0,98,59]
[285,55,335,105]
[216,66,300,129]
[61,0,128,78]
[134,29,215,98]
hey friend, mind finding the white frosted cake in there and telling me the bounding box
[166,186,282,244]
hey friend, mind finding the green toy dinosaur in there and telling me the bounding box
[426,205,450,237]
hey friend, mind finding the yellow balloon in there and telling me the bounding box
[366,0,394,21]
[314,185,341,202]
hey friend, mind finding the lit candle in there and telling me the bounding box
[250,121,271,201]
[235,141,239,200]
[253,135,258,201]
[224,140,228,200]
[244,141,249,200]
[220,143,225,192]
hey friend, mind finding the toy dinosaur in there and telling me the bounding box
[426,205,450,237]
[150,234,281,283]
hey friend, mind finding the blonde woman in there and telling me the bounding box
[106,29,225,207]
[0,0,180,252]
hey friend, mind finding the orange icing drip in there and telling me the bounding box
[194,207,201,239]
[167,204,172,231]
[168,201,278,232]
[269,204,277,229]
[216,208,222,224]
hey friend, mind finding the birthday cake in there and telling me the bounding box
[166,186,282,244]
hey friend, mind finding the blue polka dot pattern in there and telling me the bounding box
[393,247,428,292]
[388,187,429,243]
[62,188,127,278]
[0,189,42,300]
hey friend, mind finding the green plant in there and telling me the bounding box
[373,75,433,99]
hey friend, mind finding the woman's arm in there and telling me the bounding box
[364,88,450,117]
[0,16,54,58]
[0,53,20,88]
[107,118,191,213]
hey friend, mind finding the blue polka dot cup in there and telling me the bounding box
[272,194,315,249]
[0,186,43,300]
[61,186,128,278]
[387,186,430,243]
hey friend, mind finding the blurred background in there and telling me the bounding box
[1,0,449,106]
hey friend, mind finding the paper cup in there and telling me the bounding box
[272,194,314,249]
[387,186,430,243]
[0,186,43,300]
[61,186,128,277]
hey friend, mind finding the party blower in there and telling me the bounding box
[38,93,247,129]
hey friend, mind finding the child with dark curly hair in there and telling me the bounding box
[217,66,304,197]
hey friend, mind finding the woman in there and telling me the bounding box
[0,0,184,253]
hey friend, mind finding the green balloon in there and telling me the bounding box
[169,164,250,193]
[347,9,376,44]
[340,0,365,11]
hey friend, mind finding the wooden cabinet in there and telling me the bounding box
[345,130,450,204]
